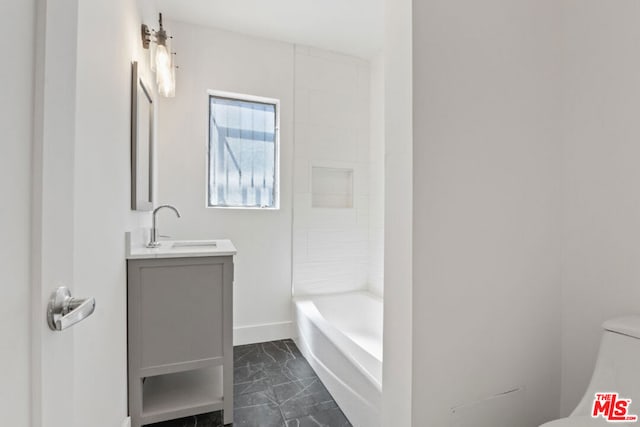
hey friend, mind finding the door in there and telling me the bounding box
[31,0,147,425]
[1,1,39,425]
[31,0,81,426]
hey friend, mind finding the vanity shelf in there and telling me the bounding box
[127,253,234,427]
[140,367,224,425]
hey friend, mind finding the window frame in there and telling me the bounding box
[206,90,281,210]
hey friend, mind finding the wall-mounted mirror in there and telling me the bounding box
[131,61,154,211]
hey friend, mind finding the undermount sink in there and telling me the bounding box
[170,240,218,248]
[125,233,236,260]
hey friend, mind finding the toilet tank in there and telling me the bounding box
[572,316,640,416]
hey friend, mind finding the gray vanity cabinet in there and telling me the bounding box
[127,256,233,427]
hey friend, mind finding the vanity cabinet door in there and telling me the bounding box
[127,256,233,375]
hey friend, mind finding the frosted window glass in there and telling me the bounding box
[208,95,278,208]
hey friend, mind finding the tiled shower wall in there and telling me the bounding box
[292,46,384,296]
[368,54,385,297]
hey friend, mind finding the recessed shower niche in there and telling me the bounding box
[311,166,354,209]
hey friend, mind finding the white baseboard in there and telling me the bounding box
[121,416,131,427]
[234,321,293,345]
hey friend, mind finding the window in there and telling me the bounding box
[208,92,279,208]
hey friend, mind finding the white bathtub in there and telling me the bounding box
[293,291,382,427]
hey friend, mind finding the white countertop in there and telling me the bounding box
[126,233,237,259]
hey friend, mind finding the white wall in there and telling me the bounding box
[156,22,383,342]
[381,0,413,424]
[411,1,562,426]
[72,0,152,425]
[156,22,295,344]
[292,46,374,296]
[560,0,640,415]
[368,53,385,297]
[0,1,35,424]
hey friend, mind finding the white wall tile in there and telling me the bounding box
[368,54,385,297]
[296,123,359,163]
[307,88,361,130]
[306,46,368,68]
[295,53,358,95]
[293,47,384,295]
[293,46,383,297]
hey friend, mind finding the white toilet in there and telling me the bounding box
[541,316,640,426]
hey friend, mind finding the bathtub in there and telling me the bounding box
[293,291,382,427]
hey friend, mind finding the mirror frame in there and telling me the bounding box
[130,61,154,211]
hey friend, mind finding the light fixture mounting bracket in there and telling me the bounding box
[141,24,151,49]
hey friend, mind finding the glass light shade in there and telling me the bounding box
[157,71,172,97]
[149,41,157,72]
[167,56,176,98]
[155,44,171,80]
[156,53,175,98]
[155,41,175,98]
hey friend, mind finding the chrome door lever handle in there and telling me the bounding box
[47,287,96,331]
[58,297,95,330]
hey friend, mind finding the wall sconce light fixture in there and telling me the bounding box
[142,13,176,98]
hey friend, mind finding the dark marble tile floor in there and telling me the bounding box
[145,339,352,427]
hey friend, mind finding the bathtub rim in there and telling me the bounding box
[292,290,383,392]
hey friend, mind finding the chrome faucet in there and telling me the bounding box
[147,204,181,248]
